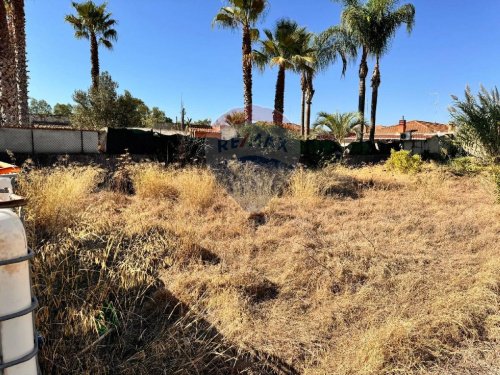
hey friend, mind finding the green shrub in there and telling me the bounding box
[448,157,484,176]
[386,149,423,174]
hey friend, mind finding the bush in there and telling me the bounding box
[450,86,500,160]
[385,149,423,174]
[132,164,216,208]
[448,157,484,176]
[17,166,101,235]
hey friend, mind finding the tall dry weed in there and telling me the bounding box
[18,165,100,234]
[132,164,216,208]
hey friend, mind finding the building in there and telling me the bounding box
[345,118,454,143]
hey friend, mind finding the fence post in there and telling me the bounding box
[30,128,35,155]
[81,130,84,154]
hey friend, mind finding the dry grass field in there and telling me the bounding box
[17,160,500,374]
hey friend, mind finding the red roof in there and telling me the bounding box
[345,120,453,141]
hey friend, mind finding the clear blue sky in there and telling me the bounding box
[26,0,500,125]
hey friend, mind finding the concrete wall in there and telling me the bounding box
[0,128,100,154]
[402,137,441,155]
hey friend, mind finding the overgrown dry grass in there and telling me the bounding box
[17,161,500,374]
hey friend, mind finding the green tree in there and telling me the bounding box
[53,103,74,117]
[313,111,361,143]
[144,107,168,128]
[253,19,312,125]
[29,98,52,118]
[192,118,212,126]
[115,90,148,127]
[450,86,500,160]
[213,0,267,124]
[72,71,118,129]
[65,1,118,90]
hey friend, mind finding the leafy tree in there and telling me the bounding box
[313,111,361,143]
[253,19,312,125]
[72,71,118,129]
[65,1,118,90]
[115,90,148,128]
[29,98,52,118]
[144,107,168,128]
[53,103,74,117]
[213,0,267,124]
[450,86,500,160]
[192,118,212,126]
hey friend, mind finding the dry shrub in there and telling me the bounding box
[132,164,216,208]
[174,167,217,209]
[288,168,322,202]
[18,165,100,234]
[215,161,290,211]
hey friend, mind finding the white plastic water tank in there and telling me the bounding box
[0,209,38,374]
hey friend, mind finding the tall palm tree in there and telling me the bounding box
[313,111,360,143]
[253,19,311,125]
[65,1,117,90]
[337,0,372,142]
[367,0,415,144]
[6,0,29,126]
[213,0,267,125]
[297,26,357,137]
[0,0,17,126]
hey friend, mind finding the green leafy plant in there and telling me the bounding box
[386,149,423,174]
[95,302,119,336]
[448,157,484,176]
[450,86,500,161]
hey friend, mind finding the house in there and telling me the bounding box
[345,118,454,143]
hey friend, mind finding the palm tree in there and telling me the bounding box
[297,26,357,137]
[253,19,311,125]
[313,111,360,143]
[337,0,372,141]
[367,0,415,144]
[213,0,267,125]
[0,0,18,126]
[66,1,117,90]
[6,0,29,126]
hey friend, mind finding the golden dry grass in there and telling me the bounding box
[18,161,500,374]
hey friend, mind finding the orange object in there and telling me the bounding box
[0,162,20,175]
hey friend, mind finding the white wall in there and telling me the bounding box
[0,128,100,154]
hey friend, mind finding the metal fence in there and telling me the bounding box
[0,127,101,154]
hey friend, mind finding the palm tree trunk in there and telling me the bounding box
[0,1,18,126]
[358,46,368,142]
[90,32,99,90]
[242,25,253,124]
[369,56,381,144]
[273,65,285,125]
[300,72,306,137]
[9,0,29,126]
[305,74,315,138]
